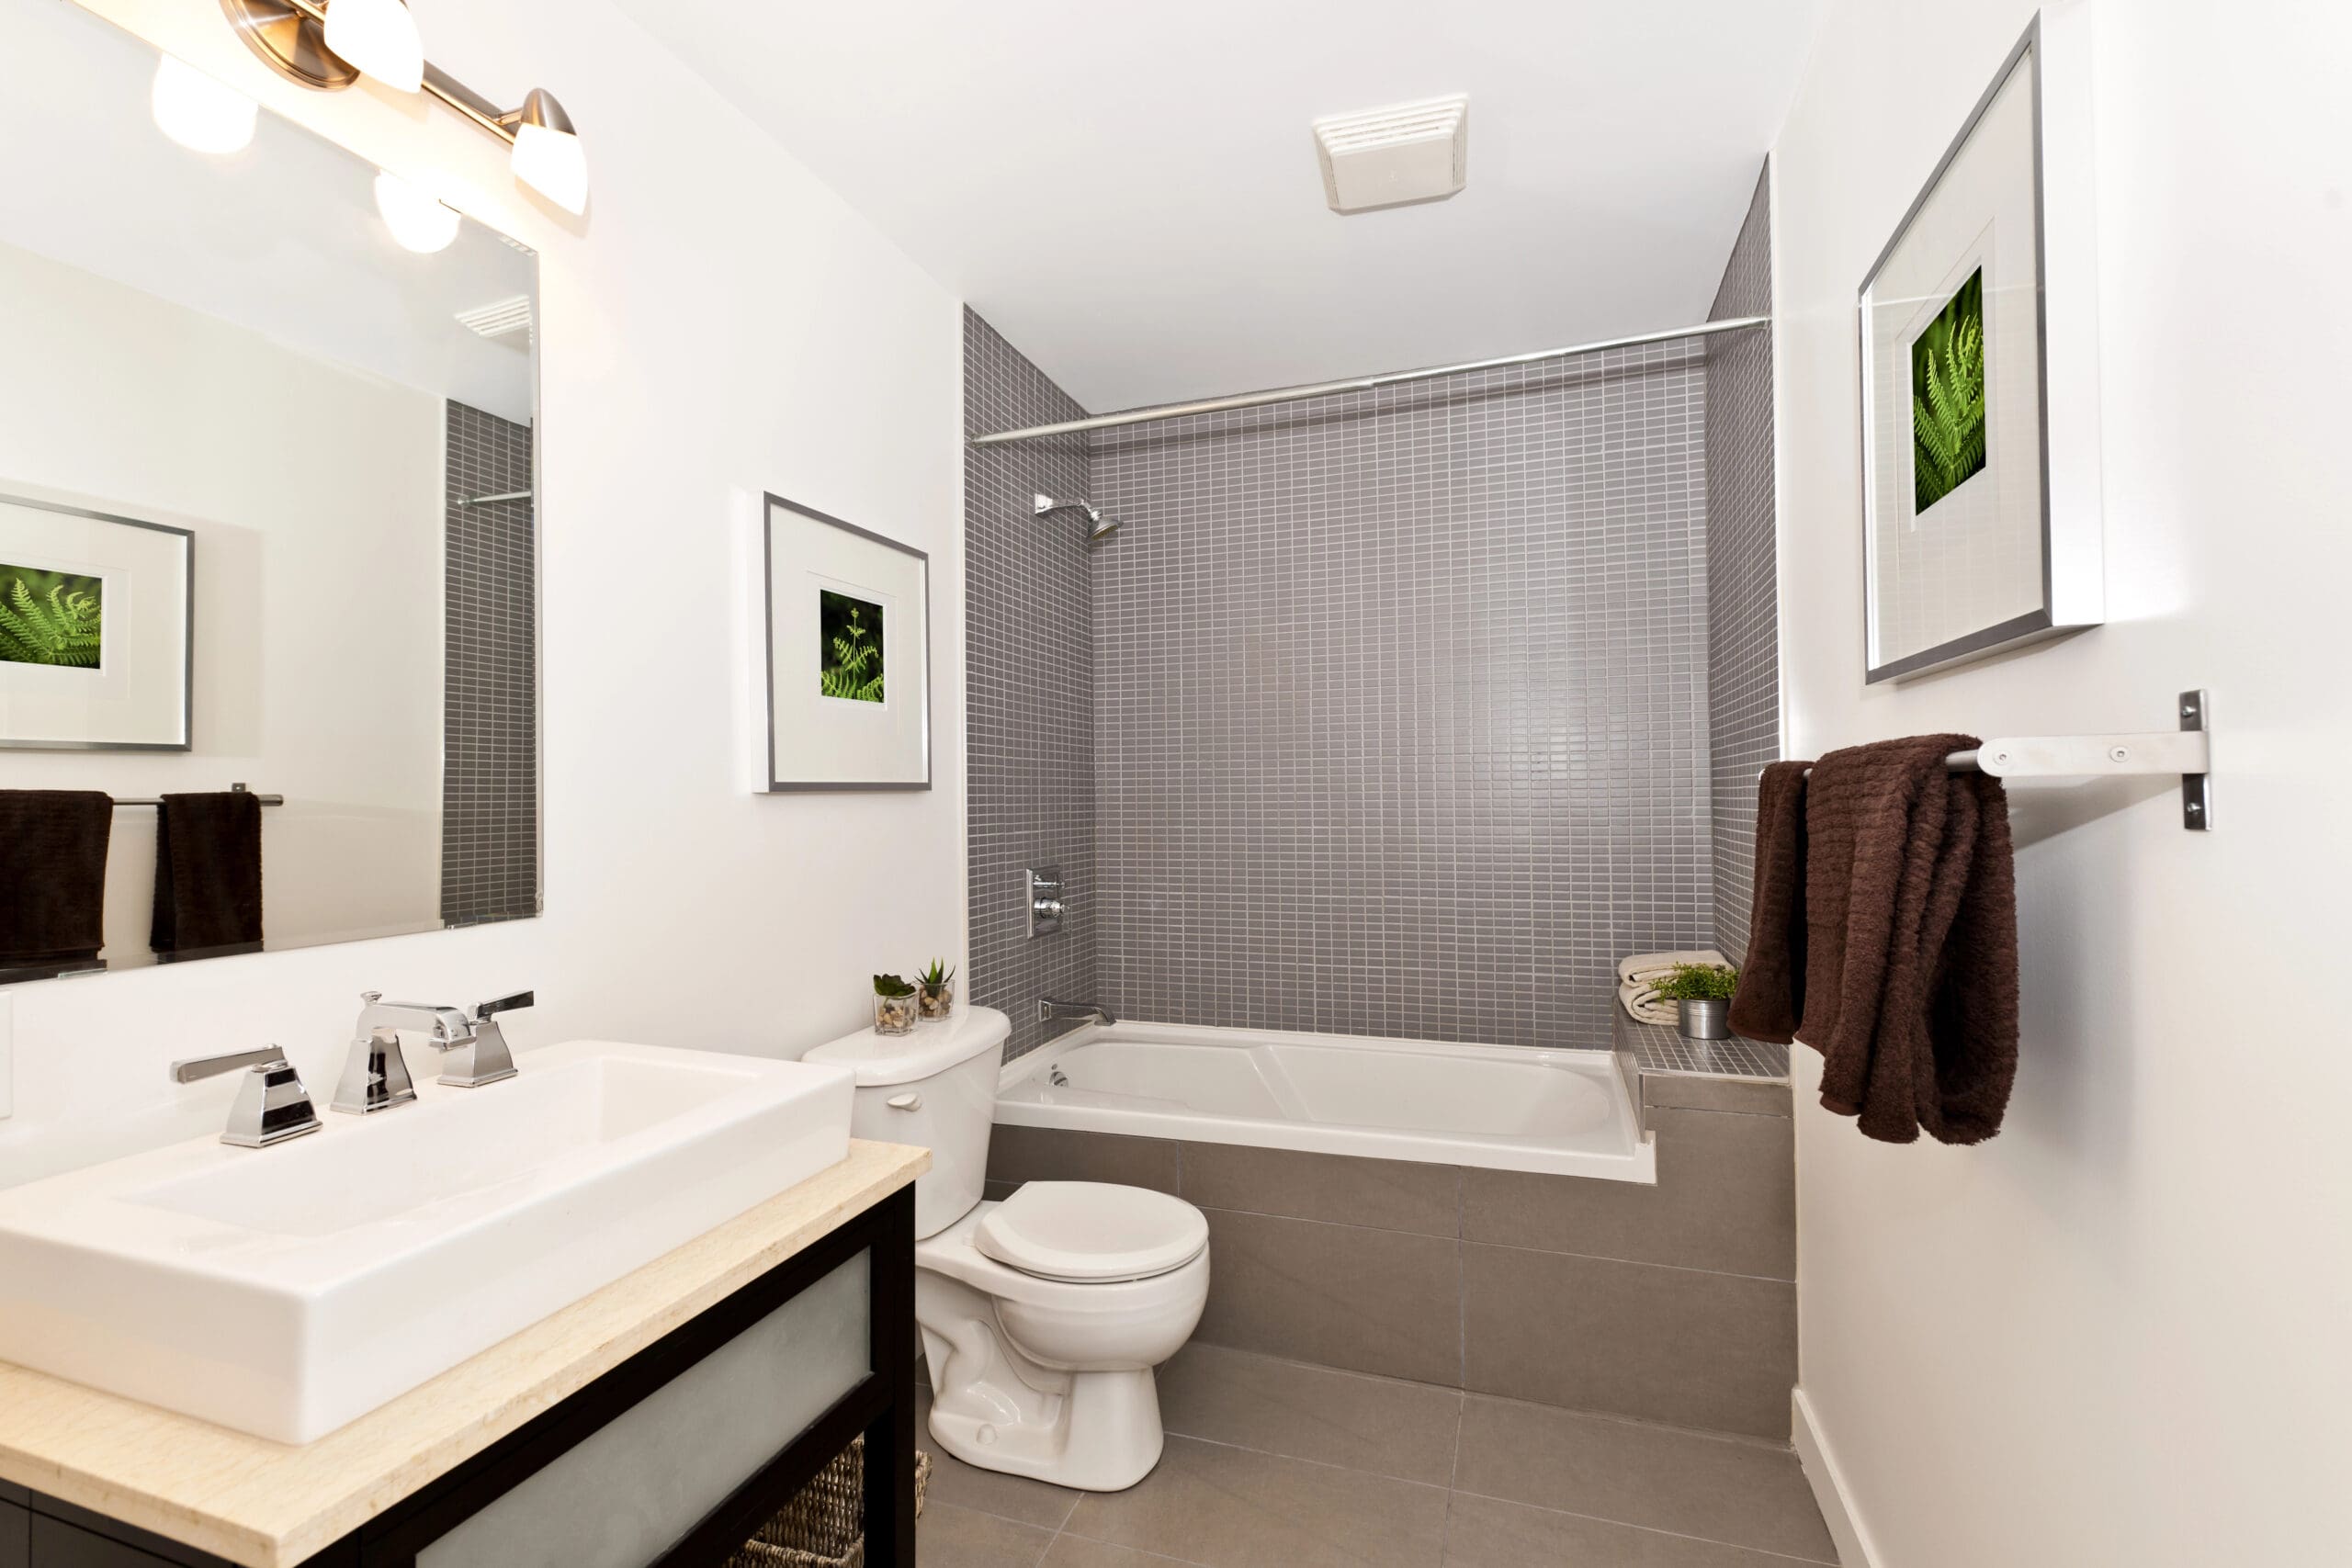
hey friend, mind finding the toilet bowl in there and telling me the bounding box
[805,1006,1210,1491]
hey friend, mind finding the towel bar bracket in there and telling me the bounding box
[2178,688,2211,831]
[1971,688,2211,830]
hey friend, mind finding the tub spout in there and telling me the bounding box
[1038,997,1116,1028]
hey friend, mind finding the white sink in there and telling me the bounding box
[0,1040,854,1443]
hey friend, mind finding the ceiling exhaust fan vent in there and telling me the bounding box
[455,295,535,348]
[1312,94,1468,214]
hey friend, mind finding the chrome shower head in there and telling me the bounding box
[1033,493,1122,544]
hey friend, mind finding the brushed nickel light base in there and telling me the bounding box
[218,0,359,91]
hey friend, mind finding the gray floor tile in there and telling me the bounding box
[919,1500,1057,1567]
[1041,1536,1211,1567]
[1063,1434,1451,1568]
[1453,1395,1836,1562]
[918,1389,1084,1529]
[1442,1492,1827,1567]
[1157,1344,1463,1485]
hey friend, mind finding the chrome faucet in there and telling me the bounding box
[333,992,474,1115]
[170,1046,321,1148]
[1038,997,1116,1028]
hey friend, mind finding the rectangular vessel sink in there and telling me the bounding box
[0,1040,854,1443]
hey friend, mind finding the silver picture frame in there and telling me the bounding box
[1856,15,2104,682]
[0,491,193,750]
[760,491,933,792]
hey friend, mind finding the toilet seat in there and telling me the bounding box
[976,1181,1208,1282]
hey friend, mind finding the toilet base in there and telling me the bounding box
[923,1361,1165,1492]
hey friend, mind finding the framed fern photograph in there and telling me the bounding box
[762,491,930,790]
[0,493,191,750]
[1856,17,2105,683]
[0,560,104,671]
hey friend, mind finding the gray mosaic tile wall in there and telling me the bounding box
[1091,345,1715,1053]
[441,400,540,928]
[965,310,1098,1059]
[1704,164,1781,960]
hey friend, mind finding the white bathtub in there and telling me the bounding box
[996,1020,1655,1183]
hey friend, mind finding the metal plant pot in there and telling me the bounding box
[1679,997,1731,1041]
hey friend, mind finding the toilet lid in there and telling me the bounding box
[976,1181,1209,1283]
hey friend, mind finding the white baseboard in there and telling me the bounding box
[1792,1387,1882,1568]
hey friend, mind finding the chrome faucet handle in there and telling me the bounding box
[439,989,532,1089]
[170,1047,321,1149]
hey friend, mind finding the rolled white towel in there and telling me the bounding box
[1618,948,1730,986]
[1619,981,1679,1025]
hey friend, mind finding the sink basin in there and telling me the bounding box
[0,1040,854,1443]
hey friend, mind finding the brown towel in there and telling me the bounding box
[1729,761,1810,1043]
[1751,736,2019,1145]
[0,790,113,969]
[152,792,264,958]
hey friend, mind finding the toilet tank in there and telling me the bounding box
[804,1006,1012,1238]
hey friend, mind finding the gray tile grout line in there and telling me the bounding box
[1190,1202,1797,1286]
[948,1423,1832,1568]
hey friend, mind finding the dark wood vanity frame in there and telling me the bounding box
[0,1189,918,1568]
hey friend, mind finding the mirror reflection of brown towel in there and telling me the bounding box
[1735,737,2020,1145]
[153,792,264,958]
[0,790,113,969]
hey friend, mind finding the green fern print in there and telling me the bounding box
[818,589,885,703]
[1910,268,1987,513]
[0,562,104,670]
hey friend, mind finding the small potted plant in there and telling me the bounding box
[872,974,919,1036]
[916,960,956,1021]
[1654,962,1740,1041]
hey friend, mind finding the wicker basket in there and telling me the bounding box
[727,1438,932,1568]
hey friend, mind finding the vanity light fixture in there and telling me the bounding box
[151,54,258,154]
[219,0,588,214]
[320,0,423,94]
[373,170,459,253]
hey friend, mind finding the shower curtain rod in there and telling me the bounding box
[967,315,1770,446]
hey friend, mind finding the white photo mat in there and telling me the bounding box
[762,492,931,790]
[0,492,191,750]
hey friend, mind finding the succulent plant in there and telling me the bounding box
[917,960,955,995]
[873,974,917,999]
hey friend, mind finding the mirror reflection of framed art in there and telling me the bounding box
[0,494,192,751]
[1858,12,2104,683]
[761,492,932,791]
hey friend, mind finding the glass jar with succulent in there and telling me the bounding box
[916,960,956,1021]
[1653,962,1740,1041]
[872,974,919,1036]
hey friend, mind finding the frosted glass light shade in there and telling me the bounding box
[151,56,257,155]
[323,0,424,94]
[510,91,586,216]
[373,171,459,254]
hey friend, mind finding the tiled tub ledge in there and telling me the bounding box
[986,1077,1799,1440]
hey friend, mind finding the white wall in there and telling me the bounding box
[0,0,966,1186]
[0,237,446,963]
[1772,0,2352,1562]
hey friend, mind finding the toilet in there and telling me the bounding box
[806,1006,1208,1491]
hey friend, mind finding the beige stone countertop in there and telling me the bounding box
[0,1139,931,1568]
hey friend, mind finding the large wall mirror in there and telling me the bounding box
[0,2,540,983]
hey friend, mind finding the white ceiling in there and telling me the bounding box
[607,0,1826,412]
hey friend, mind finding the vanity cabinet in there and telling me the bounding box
[7,1189,917,1568]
